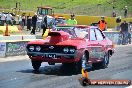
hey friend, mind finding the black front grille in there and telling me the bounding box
[27,44,76,54]
[41,45,64,53]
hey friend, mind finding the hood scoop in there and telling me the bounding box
[48,32,62,44]
[48,31,70,44]
[48,32,61,36]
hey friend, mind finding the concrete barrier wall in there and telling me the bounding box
[55,13,132,28]
[5,41,28,56]
[104,31,132,45]
[0,35,36,41]
[0,42,6,57]
[0,41,28,57]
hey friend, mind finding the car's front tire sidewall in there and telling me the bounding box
[77,54,87,72]
[101,52,109,68]
[31,60,42,71]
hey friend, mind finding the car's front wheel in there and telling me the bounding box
[31,60,42,71]
[100,52,110,68]
[77,54,88,72]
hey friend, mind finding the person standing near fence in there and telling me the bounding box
[66,13,77,25]
[42,15,47,36]
[112,7,116,17]
[120,20,130,45]
[18,15,23,27]
[27,14,32,31]
[0,11,6,26]
[115,16,121,31]
[123,6,128,18]
[98,16,107,31]
[31,13,37,35]
[6,12,13,26]
[22,13,26,29]
[36,14,42,32]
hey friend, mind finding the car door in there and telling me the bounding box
[88,28,104,58]
[94,28,107,58]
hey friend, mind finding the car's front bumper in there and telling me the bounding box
[27,52,80,63]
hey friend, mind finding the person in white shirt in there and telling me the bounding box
[0,11,6,26]
[18,15,22,27]
[6,12,13,25]
[36,15,42,32]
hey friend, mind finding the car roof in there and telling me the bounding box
[56,25,98,29]
[37,6,52,9]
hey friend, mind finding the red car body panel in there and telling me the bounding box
[26,25,114,64]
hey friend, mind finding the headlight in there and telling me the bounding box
[29,46,34,51]
[69,48,75,53]
[36,46,41,51]
[63,47,69,53]
[63,47,76,53]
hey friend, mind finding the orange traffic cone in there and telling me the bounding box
[4,24,10,36]
[79,68,91,86]
[81,68,89,78]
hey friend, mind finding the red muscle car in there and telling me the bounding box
[26,25,114,71]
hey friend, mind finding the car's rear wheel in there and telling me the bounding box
[31,60,42,71]
[100,52,110,68]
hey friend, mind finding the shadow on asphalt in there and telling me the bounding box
[17,65,80,76]
[17,64,103,76]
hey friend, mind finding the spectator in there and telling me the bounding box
[98,16,107,31]
[129,22,132,31]
[31,13,37,35]
[120,20,130,44]
[0,11,6,26]
[18,15,23,27]
[22,13,26,29]
[27,14,32,31]
[124,6,128,18]
[66,13,77,25]
[115,16,121,31]
[42,15,47,36]
[112,7,116,17]
[6,12,13,26]
[36,14,42,32]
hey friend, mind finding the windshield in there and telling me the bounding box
[55,26,88,39]
[55,19,66,25]
[50,18,66,26]
[37,8,52,15]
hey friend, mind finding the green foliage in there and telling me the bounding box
[0,0,131,16]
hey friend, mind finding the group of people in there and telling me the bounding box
[119,20,131,45]
[18,13,42,35]
[92,16,131,45]
[0,11,14,26]
[112,6,128,18]
[18,13,78,35]
[1,11,131,45]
